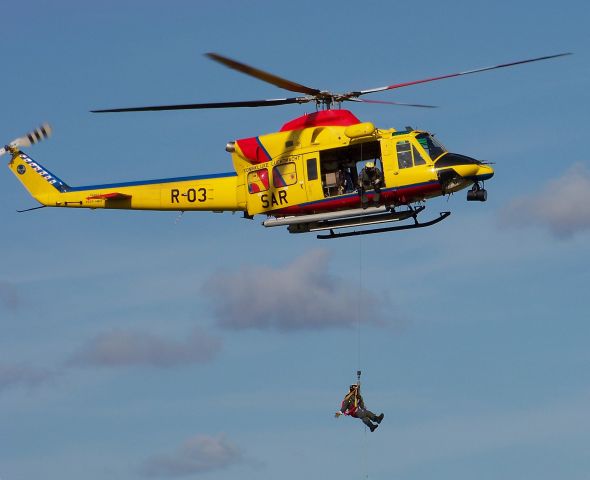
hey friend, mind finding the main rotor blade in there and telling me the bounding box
[357,52,572,95]
[206,52,321,96]
[349,98,438,108]
[91,97,310,113]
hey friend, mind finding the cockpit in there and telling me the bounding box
[415,133,447,161]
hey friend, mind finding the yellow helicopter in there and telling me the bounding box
[3,52,570,239]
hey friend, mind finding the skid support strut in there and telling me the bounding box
[317,210,451,239]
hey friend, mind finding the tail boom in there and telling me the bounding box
[8,151,245,212]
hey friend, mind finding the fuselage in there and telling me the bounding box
[7,110,493,216]
[229,109,493,216]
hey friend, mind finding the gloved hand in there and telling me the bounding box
[334,411,342,418]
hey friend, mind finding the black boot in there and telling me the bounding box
[376,413,384,424]
[361,194,369,208]
[369,423,378,432]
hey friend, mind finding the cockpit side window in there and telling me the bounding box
[416,133,446,161]
[413,145,426,165]
[396,140,427,168]
[396,140,438,169]
[396,141,413,169]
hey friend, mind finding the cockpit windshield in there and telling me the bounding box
[416,133,447,161]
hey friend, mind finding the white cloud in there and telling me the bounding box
[140,434,244,477]
[203,249,388,331]
[68,328,221,368]
[499,163,590,238]
[0,363,56,392]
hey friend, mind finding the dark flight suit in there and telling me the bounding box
[340,391,383,431]
[358,166,384,205]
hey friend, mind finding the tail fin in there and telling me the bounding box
[3,123,68,205]
[7,152,69,204]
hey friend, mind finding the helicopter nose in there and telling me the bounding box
[475,163,494,181]
[435,153,493,181]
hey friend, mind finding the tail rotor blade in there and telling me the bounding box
[1,123,52,156]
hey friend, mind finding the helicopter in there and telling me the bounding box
[2,52,570,239]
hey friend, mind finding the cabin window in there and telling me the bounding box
[396,141,427,168]
[273,162,297,187]
[307,158,318,181]
[247,168,270,193]
[396,141,413,169]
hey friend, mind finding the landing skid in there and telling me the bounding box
[316,211,451,239]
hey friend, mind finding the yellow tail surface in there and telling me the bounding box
[7,151,68,205]
[7,150,244,211]
[5,124,244,212]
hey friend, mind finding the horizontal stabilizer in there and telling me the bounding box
[86,192,132,200]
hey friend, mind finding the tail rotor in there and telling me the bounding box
[0,123,52,157]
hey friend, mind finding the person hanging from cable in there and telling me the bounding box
[335,383,384,432]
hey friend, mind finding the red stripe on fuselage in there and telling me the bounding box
[280,109,361,132]
[236,137,271,164]
[270,181,441,216]
[236,110,361,164]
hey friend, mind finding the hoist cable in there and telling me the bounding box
[357,232,362,372]
[356,142,364,373]
[357,163,369,480]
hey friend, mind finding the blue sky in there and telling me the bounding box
[1,1,589,479]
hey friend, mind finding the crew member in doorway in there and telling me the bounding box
[335,384,384,432]
[358,161,384,207]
